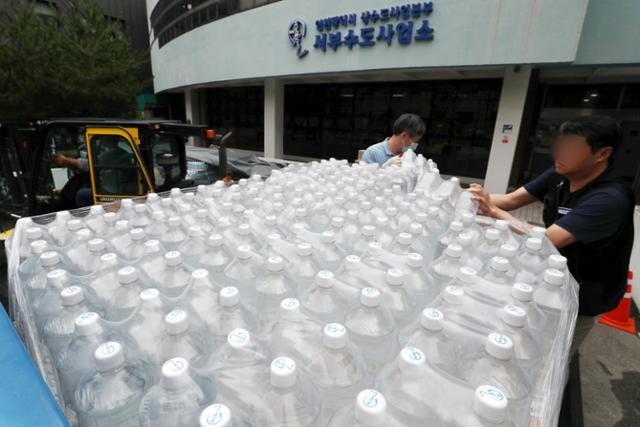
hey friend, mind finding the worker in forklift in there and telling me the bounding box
[469,115,635,355]
[53,152,92,208]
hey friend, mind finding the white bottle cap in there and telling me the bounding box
[397,232,412,246]
[56,211,71,221]
[461,212,475,225]
[485,228,500,241]
[117,266,138,285]
[355,389,387,427]
[502,304,527,328]
[237,223,251,236]
[321,230,335,243]
[66,219,82,231]
[121,199,133,208]
[162,357,191,389]
[189,226,203,237]
[530,226,546,239]
[46,269,67,289]
[362,225,376,237]
[140,288,160,301]
[168,217,182,228]
[270,357,296,388]
[406,253,423,268]
[444,286,464,305]
[30,240,48,255]
[296,242,312,257]
[457,266,477,284]
[544,268,565,286]
[76,229,92,242]
[525,237,543,251]
[129,228,145,241]
[323,323,347,349]
[164,251,182,266]
[103,212,117,224]
[445,244,463,258]
[399,346,426,374]
[280,297,300,315]
[494,220,509,230]
[427,206,440,217]
[25,227,42,240]
[219,286,240,307]
[294,207,307,218]
[449,221,464,232]
[90,205,104,215]
[420,308,444,331]
[548,254,568,270]
[264,215,278,226]
[95,341,124,373]
[485,333,514,360]
[134,204,147,214]
[199,404,232,427]
[227,328,251,349]
[266,256,284,272]
[144,240,161,254]
[236,245,252,260]
[75,312,102,337]
[345,255,362,270]
[386,206,398,218]
[415,212,428,224]
[512,282,533,302]
[99,253,118,267]
[191,269,210,286]
[61,286,84,306]
[331,217,344,228]
[315,270,334,288]
[208,234,225,248]
[152,211,165,221]
[40,251,60,267]
[458,232,473,247]
[474,385,509,424]
[165,309,189,334]
[360,287,381,307]
[88,238,106,252]
[385,268,404,286]
[170,188,182,197]
[489,256,510,272]
[367,242,382,255]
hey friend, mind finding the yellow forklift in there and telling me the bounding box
[0,118,228,225]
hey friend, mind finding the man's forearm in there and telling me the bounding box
[490,193,516,211]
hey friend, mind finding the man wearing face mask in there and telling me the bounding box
[469,115,635,355]
[362,113,425,166]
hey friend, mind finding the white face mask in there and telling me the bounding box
[402,143,418,153]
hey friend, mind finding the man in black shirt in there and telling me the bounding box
[469,115,635,354]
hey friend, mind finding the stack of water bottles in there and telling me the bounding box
[6,151,578,427]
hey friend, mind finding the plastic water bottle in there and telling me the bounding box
[345,288,397,370]
[55,312,110,401]
[436,220,465,258]
[198,234,232,276]
[271,298,323,368]
[138,357,214,427]
[105,266,145,321]
[431,244,465,281]
[353,225,378,255]
[458,385,515,427]
[159,309,213,369]
[71,238,109,274]
[145,211,168,239]
[458,333,532,401]
[456,233,485,272]
[315,231,346,270]
[185,269,221,326]
[508,283,547,335]
[223,245,260,304]
[161,216,188,249]
[73,341,150,427]
[255,256,295,335]
[23,247,62,301]
[208,287,258,345]
[309,323,367,423]
[289,242,321,284]
[388,232,414,255]
[476,228,502,260]
[301,271,353,323]
[533,269,567,310]
[335,255,382,292]
[253,357,321,426]
[480,256,513,286]
[178,226,209,263]
[199,403,250,427]
[113,228,147,261]
[547,255,569,285]
[43,286,91,353]
[89,253,122,302]
[328,389,400,427]
[497,305,540,364]
[150,251,191,298]
[19,226,47,260]
[494,220,521,249]
[398,308,460,376]
[380,269,417,326]
[127,289,166,364]
[130,204,152,228]
[515,238,546,278]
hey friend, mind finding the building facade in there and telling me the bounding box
[146,0,640,193]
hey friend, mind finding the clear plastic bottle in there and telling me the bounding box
[402,253,438,306]
[431,244,465,281]
[74,341,150,427]
[271,298,323,368]
[508,282,547,335]
[458,333,532,401]
[335,255,381,292]
[328,389,396,427]
[43,285,91,353]
[345,288,398,370]
[436,220,465,258]
[481,256,512,286]
[457,232,485,272]
[301,271,351,323]
[389,232,414,255]
[152,251,191,298]
[209,287,258,345]
[353,225,378,255]
[515,238,546,278]
[127,289,166,364]
[309,323,367,424]
[398,308,460,376]
[145,211,168,239]
[380,268,417,326]
[161,216,188,249]
[199,403,250,427]
[533,268,566,310]
[253,357,321,426]
[256,256,295,335]
[130,204,152,228]
[315,230,346,270]
[23,247,62,301]
[199,234,232,277]
[19,226,47,260]
[289,242,321,285]
[494,220,521,249]
[138,357,213,427]
[73,238,109,274]
[476,228,502,261]
[178,226,208,263]
[456,385,515,427]
[186,269,220,326]
[115,228,147,261]
[223,245,260,304]
[159,309,212,369]
[105,266,145,321]
[497,304,540,364]
[89,253,122,302]
[547,254,570,285]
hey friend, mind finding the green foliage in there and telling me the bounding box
[0,0,147,119]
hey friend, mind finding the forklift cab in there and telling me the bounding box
[0,119,220,219]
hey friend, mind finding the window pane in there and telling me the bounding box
[90,135,148,196]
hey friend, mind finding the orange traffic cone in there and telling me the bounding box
[598,271,637,334]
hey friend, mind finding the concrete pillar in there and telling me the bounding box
[483,66,532,193]
[264,78,284,159]
[185,88,204,125]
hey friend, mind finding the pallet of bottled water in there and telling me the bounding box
[6,153,578,427]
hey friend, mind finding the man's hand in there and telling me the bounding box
[468,183,503,217]
[382,155,402,168]
[52,154,69,167]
